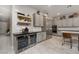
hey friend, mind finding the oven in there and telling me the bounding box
[52,25,57,33]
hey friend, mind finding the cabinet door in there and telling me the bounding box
[33,13,44,27]
[42,32,46,41]
[34,14,40,26]
[36,33,41,42]
[40,15,43,26]
[62,19,68,27]
[73,17,79,26]
[66,18,73,26]
[36,32,43,42]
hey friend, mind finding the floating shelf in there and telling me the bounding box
[17,21,31,25]
[17,12,31,26]
[18,16,31,21]
[18,15,31,18]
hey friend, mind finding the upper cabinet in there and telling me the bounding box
[53,12,79,27]
[73,17,79,26]
[56,19,63,27]
[66,18,73,27]
[40,15,43,26]
[33,13,43,27]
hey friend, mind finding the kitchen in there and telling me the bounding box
[0,5,79,54]
[11,5,48,53]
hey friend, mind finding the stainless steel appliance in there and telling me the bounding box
[52,25,57,33]
[17,35,28,50]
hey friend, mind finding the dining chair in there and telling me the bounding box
[62,33,72,49]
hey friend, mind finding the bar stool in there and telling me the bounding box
[62,33,72,49]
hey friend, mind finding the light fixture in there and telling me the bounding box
[67,5,72,8]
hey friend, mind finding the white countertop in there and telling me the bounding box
[58,27,79,31]
[60,31,79,34]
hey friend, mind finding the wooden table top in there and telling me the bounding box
[60,31,79,34]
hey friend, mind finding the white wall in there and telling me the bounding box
[0,5,11,20]
[12,5,47,33]
[0,5,13,53]
[0,5,11,34]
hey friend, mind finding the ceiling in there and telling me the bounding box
[28,5,79,17]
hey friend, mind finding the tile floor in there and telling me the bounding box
[20,36,79,54]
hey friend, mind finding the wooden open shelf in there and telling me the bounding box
[17,22,31,25]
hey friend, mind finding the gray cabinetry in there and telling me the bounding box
[36,32,42,42]
[40,15,43,26]
[33,13,43,27]
[42,32,46,41]
[36,32,46,43]
[73,17,79,26]
[62,19,67,27]
[66,18,73,26]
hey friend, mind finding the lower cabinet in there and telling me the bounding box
[14,32,46,53]
[36,32,46,43]
[36,33,42,42]
[42,32,46,41]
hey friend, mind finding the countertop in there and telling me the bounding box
[13,31,46,36]
[60,31,79,34]
[58,27,79,32]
